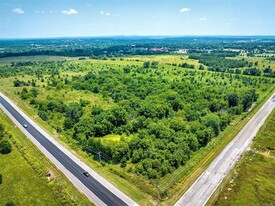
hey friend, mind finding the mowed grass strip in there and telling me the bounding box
[209,109,275,206]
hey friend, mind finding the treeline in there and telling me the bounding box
[189,54,248,68]
[1,37,275,58]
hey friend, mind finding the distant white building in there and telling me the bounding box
[175,49,188,54]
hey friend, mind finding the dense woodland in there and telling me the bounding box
[2,56,274,179]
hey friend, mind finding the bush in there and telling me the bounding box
[0,174,2,184]
[0,140,12,154]
[38,110,48,121]
[6,202,15,206]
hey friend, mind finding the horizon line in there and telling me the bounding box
[1,34,275,41]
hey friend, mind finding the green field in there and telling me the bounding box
[0,110,93,206]
[211,109,275,206]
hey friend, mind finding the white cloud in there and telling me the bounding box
[12,8,24,14]
[199,17,207,21]
[180,8,191,13]
[62,9,78,15]
[100,11,111,16]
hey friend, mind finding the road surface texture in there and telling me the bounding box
[175,93,275,206]
[0,92,138,206]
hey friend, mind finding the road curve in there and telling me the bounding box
[0,93,138,206]
[175,93,275,206]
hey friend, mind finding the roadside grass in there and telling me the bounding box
[253,109,275,156]
[208,109,275,206]
[0,110,93,206]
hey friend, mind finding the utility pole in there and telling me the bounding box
[157,184,161,206]
[98,151,102,163]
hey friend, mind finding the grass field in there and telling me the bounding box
[0,110,93,206]
[0,111,61,206]
[210,109,275,206]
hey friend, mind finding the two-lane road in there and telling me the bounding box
[175,93,275,206]
[0,94,137,206]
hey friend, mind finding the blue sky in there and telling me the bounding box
[0,0,275,38]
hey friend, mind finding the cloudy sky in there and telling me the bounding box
[0,0,275,38]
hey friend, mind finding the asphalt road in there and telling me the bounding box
[175,94,275,206]
[0,95,132,206]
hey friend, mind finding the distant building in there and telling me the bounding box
[150,47,168,52]
[175,49,188,54]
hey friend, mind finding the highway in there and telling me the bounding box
[175,93,275,206]
[0,93,137,206]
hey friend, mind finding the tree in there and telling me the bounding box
[63,117,74,130]
[242,89,258,111]
[38,111,48,121]
[0,140,12,154]
[30,88,39,97]
[202,113,220,136]
[143,61,150,68]
[120,157,127,168]
[65,103,83,123]
[263,67,272,73]
[0,174,2,184]
[228,92,239,107]
[147,168,158,179]
[20,87,29,100]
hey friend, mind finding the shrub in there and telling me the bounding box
[38,111,48,121]
[0,140,12,154]
[6,202,15,206]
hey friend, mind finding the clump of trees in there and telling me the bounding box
[189,54,248,68]
[243,68,261,76]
